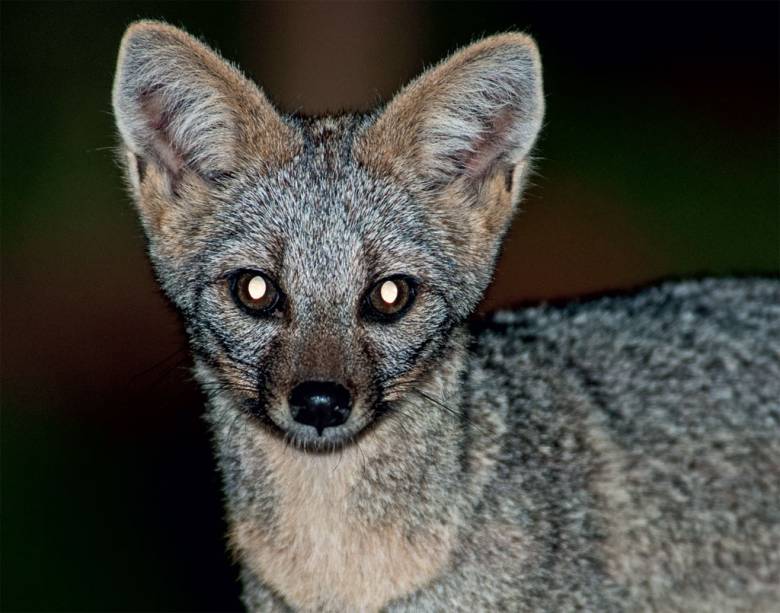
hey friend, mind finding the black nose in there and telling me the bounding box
[288,381,352,435]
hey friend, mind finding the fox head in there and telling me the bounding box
[113,21,544,451]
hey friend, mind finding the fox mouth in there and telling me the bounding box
[242,396,389,452]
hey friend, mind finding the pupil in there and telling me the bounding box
[380,280,399,304]
[247,275,267,300]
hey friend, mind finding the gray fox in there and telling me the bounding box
[112,21,780,612]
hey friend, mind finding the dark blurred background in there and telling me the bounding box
[1,1,777,610]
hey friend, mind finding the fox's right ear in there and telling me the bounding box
[112,21,294,222]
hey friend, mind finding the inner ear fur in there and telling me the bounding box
[112,21,297,203]
[357,33,544,204]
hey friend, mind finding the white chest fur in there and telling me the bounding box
[231,434,455,612]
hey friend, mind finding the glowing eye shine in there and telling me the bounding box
[380,280,399,304]
[230,270,280,315]
[248,275,267,300]
[366,276,416,321]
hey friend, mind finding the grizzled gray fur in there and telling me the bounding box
[112,20,780,612]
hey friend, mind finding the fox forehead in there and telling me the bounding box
[204,116,451,283]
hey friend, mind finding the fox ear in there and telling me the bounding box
[357,34,544,313]
[112,21,291,197]
[359,33,544,205]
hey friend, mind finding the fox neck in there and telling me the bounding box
[205,329,477,611]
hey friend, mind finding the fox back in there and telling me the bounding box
[112,22,780,612]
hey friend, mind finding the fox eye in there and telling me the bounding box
[365,276,416,321]
[229,270,281,315]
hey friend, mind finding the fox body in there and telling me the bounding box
[112,22,780,612]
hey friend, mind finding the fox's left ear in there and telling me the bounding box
[357,33,544,311]
[359,32,542,218]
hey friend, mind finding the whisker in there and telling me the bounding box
[284,431,292,459]
[223,352,262,375]
[354,435,368,471]
[130,346,189,382]
[127,347,191,400]
[333,442,345,473]
[199,383,258,393]
[409,388,492,437]
[225,406,246,451]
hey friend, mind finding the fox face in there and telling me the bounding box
[113,22,544,451]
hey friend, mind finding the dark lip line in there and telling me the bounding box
[240,397,395,454]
